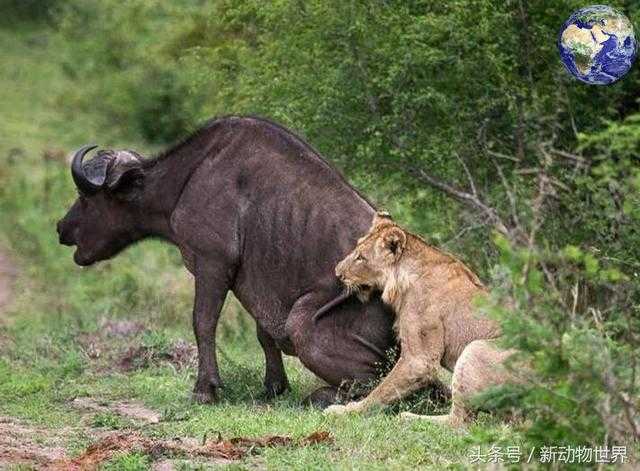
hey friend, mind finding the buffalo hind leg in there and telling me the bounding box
[285,291,390,391]
[304,386,340,408]
[256,324,290,398]
[304,380,366,408]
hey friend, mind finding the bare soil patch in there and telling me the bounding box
[54,430,333,470]
[118,338,197,371]
[71,397,162,424]
[1,413,333,470]
[100,318,147,337]
[75,318,197,373]
[0,415,107,470]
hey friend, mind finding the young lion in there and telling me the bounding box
[324,212,515,427]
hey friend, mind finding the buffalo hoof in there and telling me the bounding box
[262,378,290,399]
[192,390,218,404]
[192,380,221,404]
[303,386,340,408]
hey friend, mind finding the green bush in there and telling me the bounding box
[55,0,209,143]
[0,0,60,23]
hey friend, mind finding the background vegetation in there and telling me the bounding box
[0,0,638,468]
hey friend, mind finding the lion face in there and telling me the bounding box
[335,212,407,300]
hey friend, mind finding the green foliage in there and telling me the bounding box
[486,233,639,447]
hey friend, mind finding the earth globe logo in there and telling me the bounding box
[558,5,637,85]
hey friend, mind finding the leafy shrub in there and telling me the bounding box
[479,114,640,448]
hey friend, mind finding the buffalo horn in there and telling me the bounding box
[71,144,100,194]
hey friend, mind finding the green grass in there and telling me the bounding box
[0,24,523,470]
[102,452,151,471]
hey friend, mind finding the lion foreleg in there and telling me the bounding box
[324,355,441,415]
[362,356,441,410]
[355,318,445,412]
[325,311,445,415]
[401,340,515,427]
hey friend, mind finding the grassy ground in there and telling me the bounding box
[0,25,523,470]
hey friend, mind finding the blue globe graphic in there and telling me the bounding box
[558,5,637,85]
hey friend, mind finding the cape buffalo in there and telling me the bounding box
[57,116,396,404]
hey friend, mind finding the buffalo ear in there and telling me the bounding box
[381,227,407,259]
[107,165,144,192]
[106,150,145,192]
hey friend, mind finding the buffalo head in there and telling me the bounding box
[56,145,147,266]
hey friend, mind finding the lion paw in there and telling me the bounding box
[401,412,465,428]
[324,404,350,415]
[324,401,363,415]
[400,411,427,420]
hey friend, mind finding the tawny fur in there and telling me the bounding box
[326,212,515,427]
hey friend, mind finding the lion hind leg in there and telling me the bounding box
[449,339,513,423]
[402,340,513,427]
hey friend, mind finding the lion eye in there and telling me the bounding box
[356,254,366,262]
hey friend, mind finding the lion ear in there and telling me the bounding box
[372,211,393,227]
[381,227,406,258]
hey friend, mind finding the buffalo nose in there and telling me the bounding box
[57,221,74,246]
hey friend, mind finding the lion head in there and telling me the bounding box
[335,212,407,301]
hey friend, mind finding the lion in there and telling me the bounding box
[324,212,516,427]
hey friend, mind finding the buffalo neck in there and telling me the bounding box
[135,157,201,243]
[136,120,232,243]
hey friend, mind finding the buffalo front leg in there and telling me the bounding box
[256,324,289,398]
[192,267,230,404]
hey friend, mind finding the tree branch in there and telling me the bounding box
[408,166,512,238]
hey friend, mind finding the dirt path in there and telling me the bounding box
[0,398,167,469]
[0,416,83,469]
